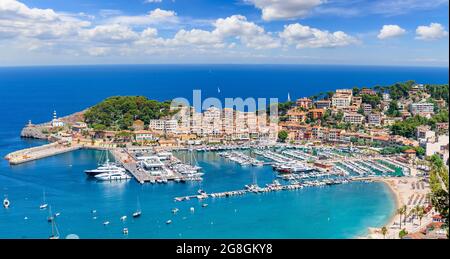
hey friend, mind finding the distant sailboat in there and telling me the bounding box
[287,92,291,102]
[47,206,54,222]
[3,196,10,209]
[40,190,48,210]
[49,216,60,239]
[132,197,142,218]
[217,87,221,93]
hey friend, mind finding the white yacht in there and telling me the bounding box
[94,171,131,181]
[85,151,124,177]
[85,162,125,177]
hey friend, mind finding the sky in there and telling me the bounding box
[0,0,449,66]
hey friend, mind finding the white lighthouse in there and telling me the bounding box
[51,110,64,127]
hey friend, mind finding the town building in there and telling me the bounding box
[315,100,331,109]
[436,123,449,134]
[409,102,435,115]
[332,90,352,109]
[134,130,156,142]
[361,103,372,115]
[367,113,382,126]
[351,96,362,107]
[71,121,87,133]
[360,88,377,95]
[296,98,313,109]
[287,109,307,123]
[308,109,325,120]
[416,125,434,140]
[149,119,178,134]
[343,113,365,124]
[425,135,449,158]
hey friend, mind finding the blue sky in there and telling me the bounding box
[0,0,448,66]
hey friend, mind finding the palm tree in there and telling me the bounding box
[417,206,425,226]
[402,205,408,226]
[397,208,403,229]
[381,226,388,239]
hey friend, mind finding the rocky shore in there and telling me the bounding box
[20,110,86,140]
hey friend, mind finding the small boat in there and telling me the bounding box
[132,197,142,218]
[166,220,172,224]
[172,208,179,214]
[47,206,54,222]
[49,217,60,239]
[103,221,110,226]
[40,190,48,210]
[123,228,129,235]
[91,209,97,214]
[190,207,195,213]
[120,216,127,222]
[202,204,208,208]
[3,197,10,209]
[55,212,61,217]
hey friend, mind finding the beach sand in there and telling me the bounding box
[364,177,432,239]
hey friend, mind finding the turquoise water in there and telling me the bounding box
[0,148,395,239]
[1,64,445,238]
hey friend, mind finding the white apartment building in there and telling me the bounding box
[332,90,353,109]
[425,135,449,157]
[367,113,382,126]
[343,113,365,124]
[149,119,178,134]
[362,103,372,115]
[409,102,434,115]
[202,107,222,136]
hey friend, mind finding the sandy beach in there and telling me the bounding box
[365,176,434,239]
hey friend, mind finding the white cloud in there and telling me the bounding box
[280,23,358,48]
[86,47,111,56]
[0,0,90,39]
[165,15,280,49]
[246,0,323,21]
[81,24,139,43]
[107,8,178,26]
[416,23,448,40]
[377,25,406,39]
[170,29,224,47]
[213,15,280,49]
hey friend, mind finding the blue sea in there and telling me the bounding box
[0,65,448,239]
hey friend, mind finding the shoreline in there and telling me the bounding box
[356,178,401,239]
[377,178,402,233]
[364,176,432,239]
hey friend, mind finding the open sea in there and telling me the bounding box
[0,65,448,239]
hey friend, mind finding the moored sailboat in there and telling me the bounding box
[40,190,48,210]
[132,197,142,218]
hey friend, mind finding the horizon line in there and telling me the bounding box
[0,63,449,69]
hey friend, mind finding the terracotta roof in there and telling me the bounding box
[403,149,417,154]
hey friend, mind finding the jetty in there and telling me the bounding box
[5,143,81,165]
